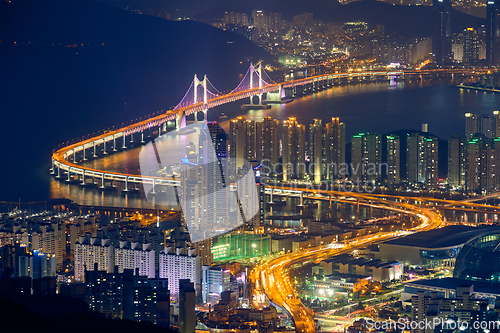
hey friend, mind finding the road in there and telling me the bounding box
[250,191,443,333]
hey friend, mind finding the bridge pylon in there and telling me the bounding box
[194,74,209,121]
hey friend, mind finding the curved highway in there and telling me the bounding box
[250,188,443,333]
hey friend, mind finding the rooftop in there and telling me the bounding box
[382,225,500,249]
[406,277,500,296]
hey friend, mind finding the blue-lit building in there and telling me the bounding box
[401,228,500,309]
[453,230,500,285]
[378,225,500,268]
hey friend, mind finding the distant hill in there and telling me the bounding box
[0,0,272,135]
[194,0,485,36]
[0,0,272,199]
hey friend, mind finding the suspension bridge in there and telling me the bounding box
[51,63,484,190]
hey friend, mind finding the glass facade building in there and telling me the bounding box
[453,232,500,285]
[211,233,271,262]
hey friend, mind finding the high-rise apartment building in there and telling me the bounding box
[179,279,196,333]
[432,0,452,64]
[486,0,500,65]
[482,114,495,138]
[386,135,400,184]
[268,12,281,32]
[282,117,306,181]
[158,247,198,295]
[309,119,324,184]
[325,117,345,180]
[230,116,256,173]
[33,222,65,271]
[465,135,500,192]
[74,235,114,282]
[466,113,481,138]
[85,265,123,319]
[351,132,382,182]
[448,134,467,188]
[256,116,279,175]
[30,249,56,279]
[253,10,268,33]
[463,28,479,63]
[466,112,497,138]
[494,110,500,137]
[181,121,231,241]
[114,241,155,279]
[406,134,439,186]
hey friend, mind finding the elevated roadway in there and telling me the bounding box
[250,189,443,333]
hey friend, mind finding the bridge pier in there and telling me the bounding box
[80,170,85,186]
[141,131,145,143]
[130,132,134,143]
[113,135,117,152]
[83,146,87,161]
[122,176,129,192]
[66,167,71,182]
[100,174,105,189]
[297,192,304,208]
[268,189,274,204]
[93,142,97,158]
[50,160,55,175]
[56,164,61,179]
[122,132,126,149]
[176,111,186,130]
[151,179,156,195]
[103,140,108,155]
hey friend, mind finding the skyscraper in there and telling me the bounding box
[480,114,495,138]
[463,28,479,63]
[351,132,382,182]
[493,110,500,138]
[386,135,400,185]
[406,134,439,186]
[179,279,196,333]
[432,0,452,65]
[256,116,279,175]
[253,10,268,33]
[465,135,500,192]
[494,110,500,137]
[309,119,324,184]
[282,117,305,181]
[229,116,255,173]
[197,122,230,236]
[325,117,345,180]
[466,112,497,138]
[465,113,480,138]
[448,134,467,188]
[486,0,500,65]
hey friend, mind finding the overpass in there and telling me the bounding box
[250,188,443,333]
